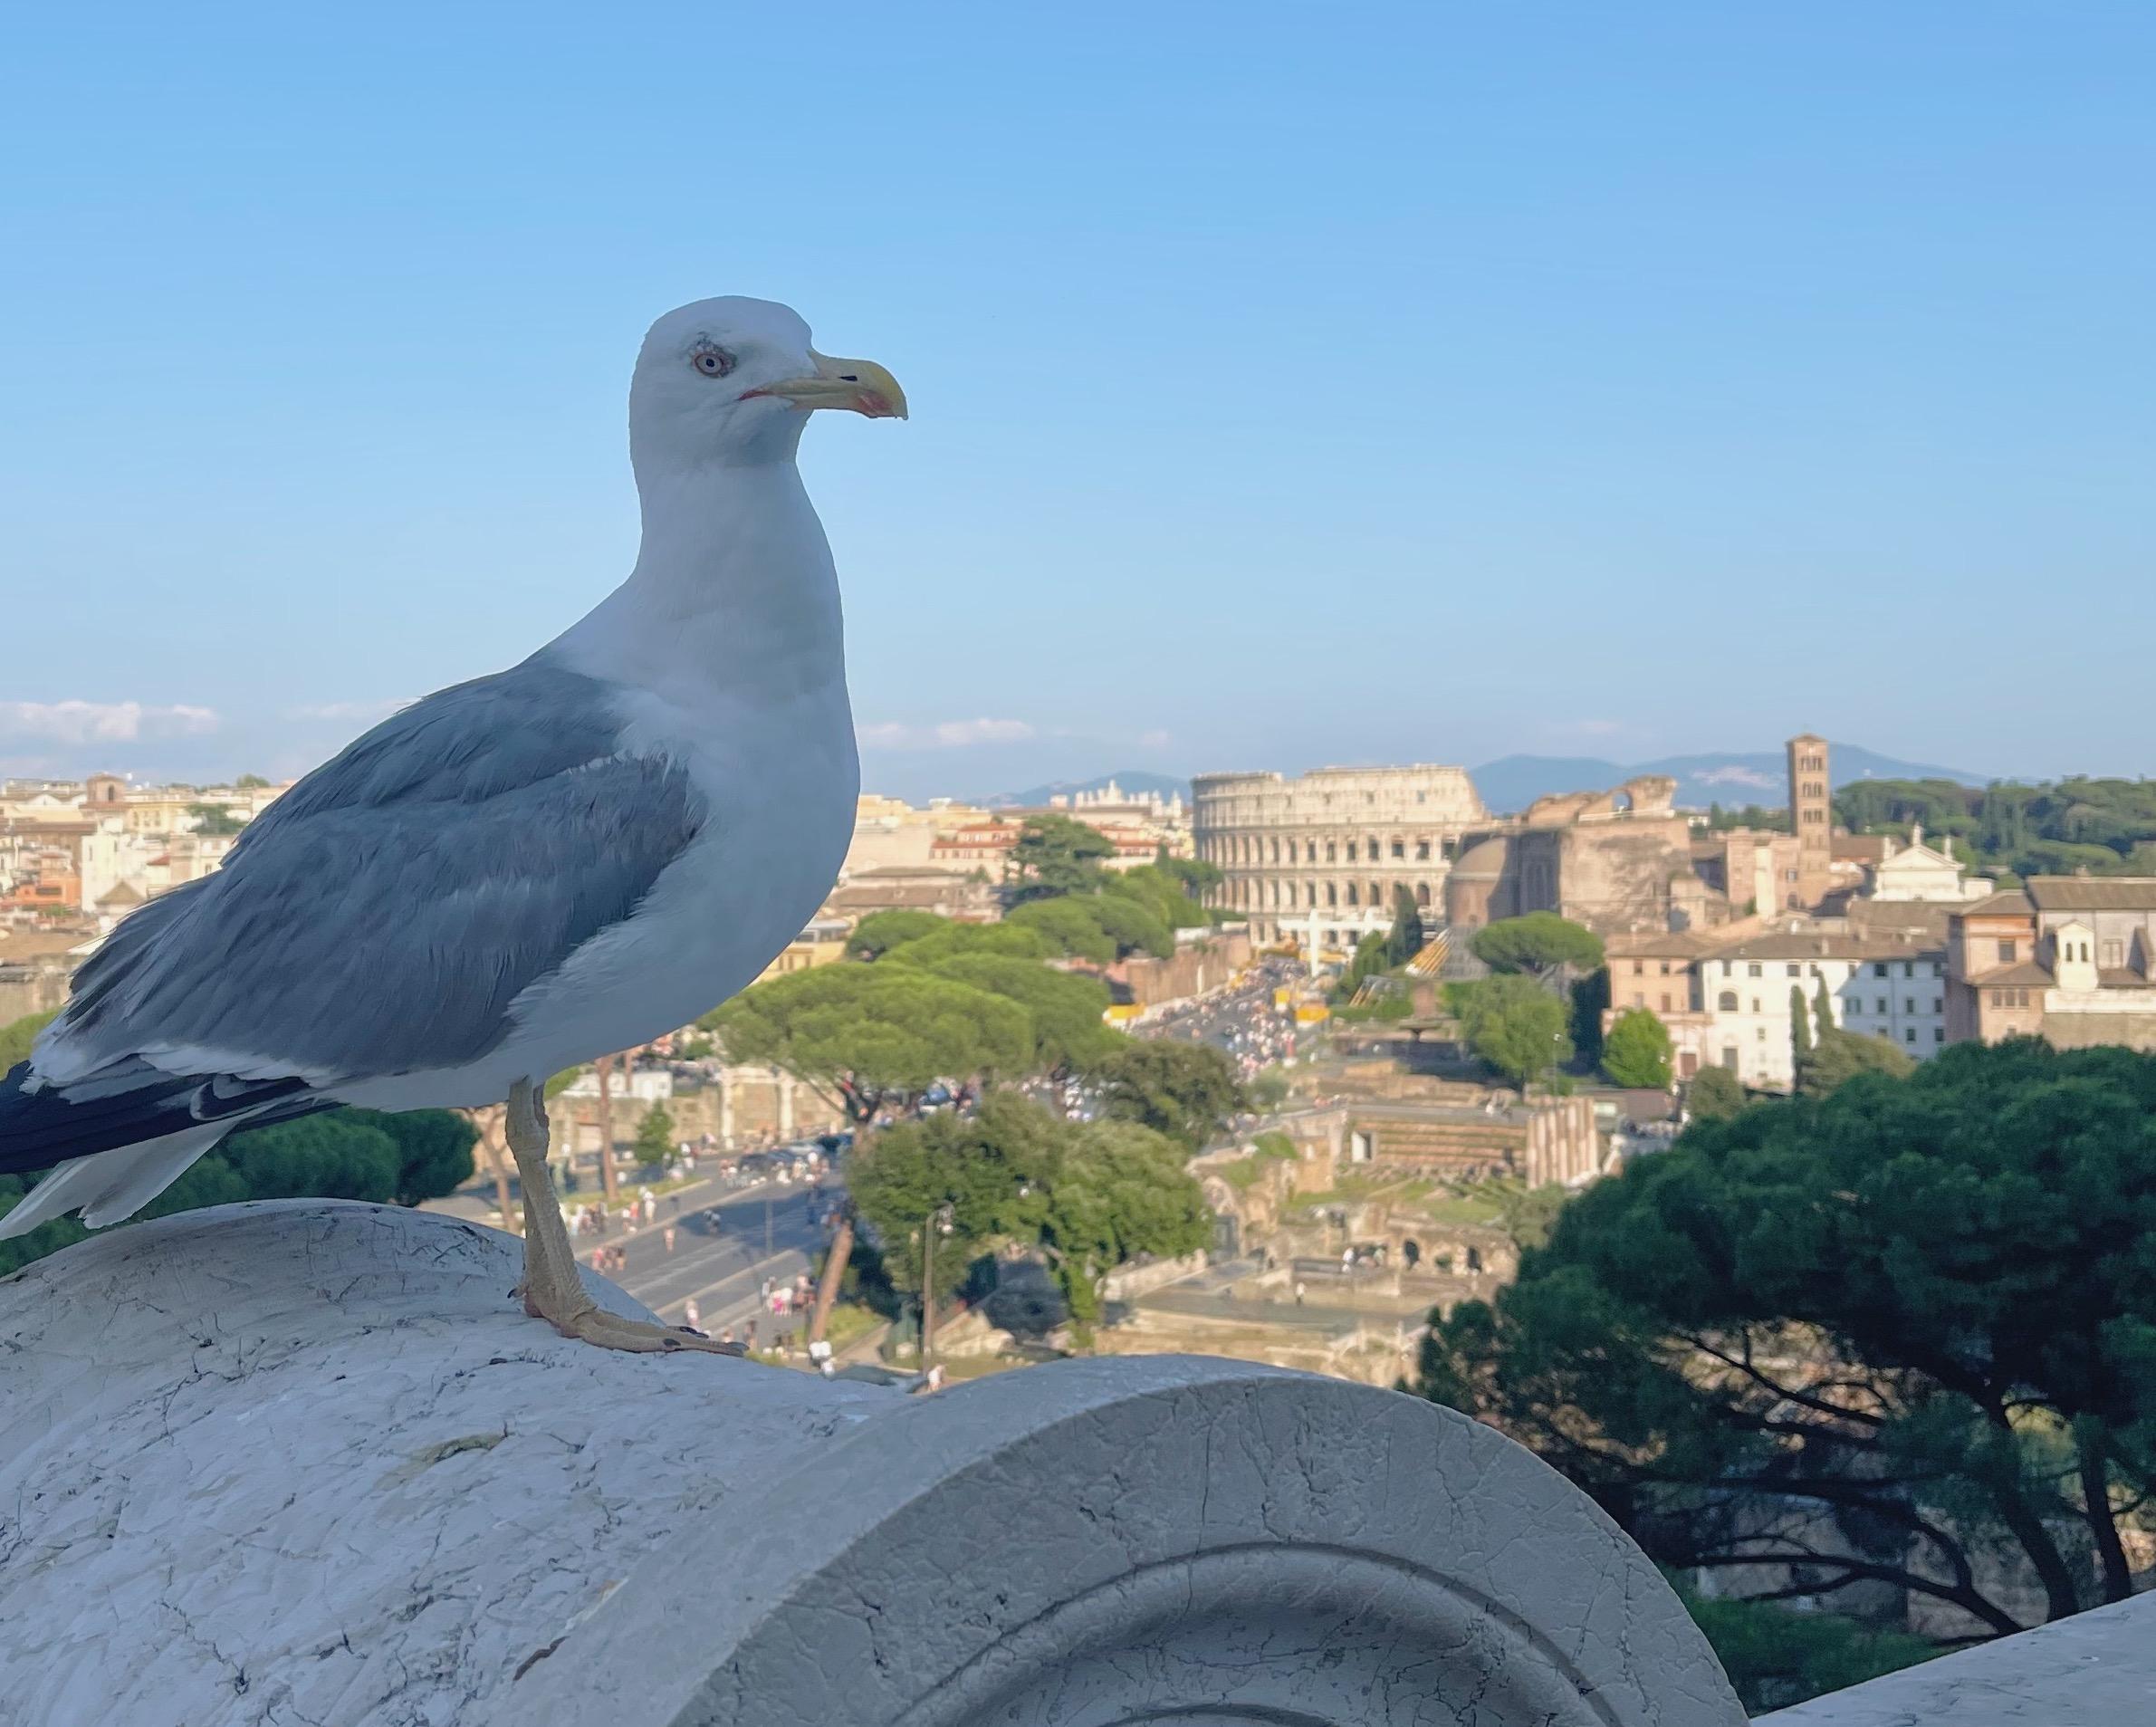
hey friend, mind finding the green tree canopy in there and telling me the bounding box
[1832,774,2156,880]
[340,1107,477,1207]
[0,1010,57,1072]
[1337,931,1390,1000]
[1385,886,1426,967]
[850,1092,1063,1301]
[1004,897,1116,964]
[1158,854,1223,898]
[1038,1118,1212,1341]
[187,803,246,837]
[707,964,1036,1123]
[882,921,1057,969]
[631,1102,676,1166]
[922,955,1120,1074]
[1008,814,1115,900]
[1079,892,1174,959]
[1601,1008,1674,1089]
[1471,913,1605,979]
[1685,1064,1745,1121]
[0,1108,474,1275]
[1415,1038,2156,1637]
[1676,1585,1939,1715]
[1103,863,1211,931]
[1458,974,1573,1086]
[846,909,948,959]
[1799,1027,1916,1096]
[1087,1040,1244,1152]
[850,1097,1209,1347]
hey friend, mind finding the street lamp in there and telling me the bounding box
[922,1201,956,1368]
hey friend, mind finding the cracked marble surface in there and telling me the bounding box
[0,1202,1743,1727]
[1758,1590,2156,1724]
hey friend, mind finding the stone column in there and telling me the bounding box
[0,1202,1744,1727]
[777,1066,795,1137]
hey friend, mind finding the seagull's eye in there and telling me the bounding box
[691,347,735,379]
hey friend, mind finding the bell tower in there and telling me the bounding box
[1787,734,1832,908]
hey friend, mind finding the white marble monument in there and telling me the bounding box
[0,1201,1745,1726]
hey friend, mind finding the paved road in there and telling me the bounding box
[575,1174,835,1339]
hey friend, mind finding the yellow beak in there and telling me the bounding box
[748,349,908,419]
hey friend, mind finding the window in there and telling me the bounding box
[1756,1026,1767,1041]
[1415,840,1431,860]
[1345,841,1357,862]
[1787,964,1802,977]
[2103,939,2123,968]
[1750,998,1761,1013]
[1932,998,1942,1013]
[1721,960,1733,975]
[1720,1047,1739,1070]
[1632,960,1645,974]
[1873,962,1889,978]
[1902,962,1915,978]
[1998,939,2017,964]
[1718,991,1739,1012]
[1904,998,1915,1014]
[1932,962,1944,977]
[1661,993,1673,1011]
[1876,998,1888,1014]
[1660,961,1672,975]
[1904,1027,1917,1043]
[1934,1028,1945,1043]
[1748,963,1763,978]
[1390,840,1404,859]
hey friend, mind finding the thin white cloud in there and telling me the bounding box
[284,698,414,724]
[858,718,1037,750]
[0,700,219,745]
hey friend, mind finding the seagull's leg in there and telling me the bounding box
[503,1078,742,1357]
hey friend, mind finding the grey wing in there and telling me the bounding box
[53,657,704,1080]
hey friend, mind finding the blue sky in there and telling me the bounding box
[3,5,2150,799]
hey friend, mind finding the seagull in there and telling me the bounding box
[0,296,906,1353]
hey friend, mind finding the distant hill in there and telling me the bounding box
[1471,745,1987,815]
[982,770,1191,809]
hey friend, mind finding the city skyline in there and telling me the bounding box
[5,7,2152,788]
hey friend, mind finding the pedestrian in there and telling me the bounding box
[1295,1281,1307,1307]
[663,1225,676,1254]
[745,1319,758,1352]
[683,1297,701,1333]
[668,1192,681,1214]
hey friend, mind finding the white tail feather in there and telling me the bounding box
[0,1123,229,1238]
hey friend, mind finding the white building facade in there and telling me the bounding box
[1700,930,1948,1089]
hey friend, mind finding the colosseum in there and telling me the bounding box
[1189,765,1490,948]
[1194,765,1720,950]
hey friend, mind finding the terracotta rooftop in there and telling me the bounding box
[2025,877,2156,914]
[1956,890,2036,918]
[1709,928,1944,963]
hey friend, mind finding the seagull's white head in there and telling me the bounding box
[628,296,906,472]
